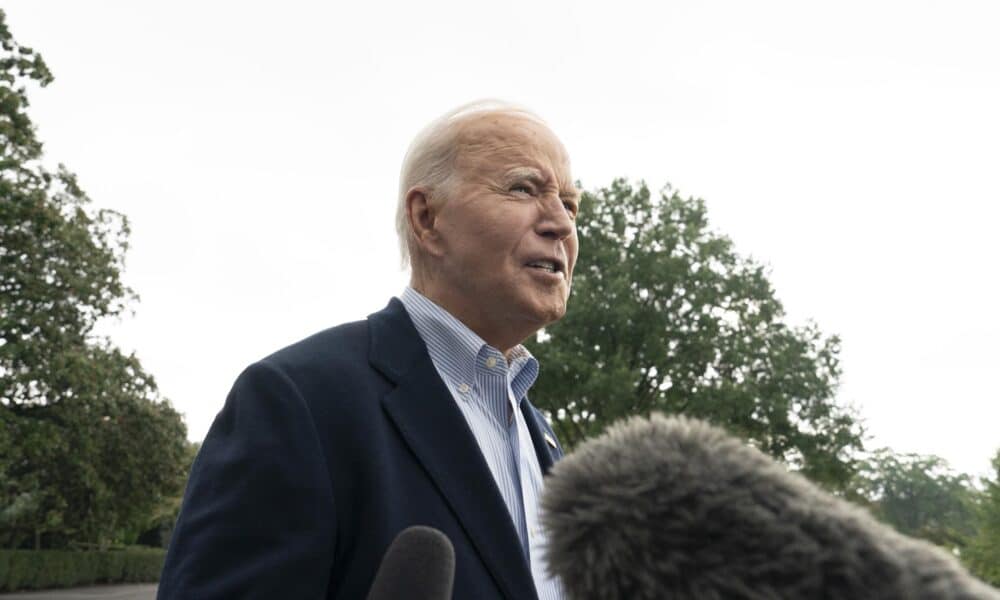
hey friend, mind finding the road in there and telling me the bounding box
[0,585,155,599]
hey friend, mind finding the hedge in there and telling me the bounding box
[0,548,165,592]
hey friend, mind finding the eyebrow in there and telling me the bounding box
[501,167,545,186]
[502,167,581,201]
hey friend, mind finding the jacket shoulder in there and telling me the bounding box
[263,318,370,373]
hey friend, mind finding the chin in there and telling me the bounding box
[548,301,569,322]
[507,287,571,334]
[531,297,569,327]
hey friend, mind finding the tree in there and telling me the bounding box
[526,179,863,490]
[0,9,188,549]
[965,449,1000,586]
[133,441,200,548]
[850,449,979,555]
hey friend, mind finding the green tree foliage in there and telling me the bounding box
[132,441,200,548]
[851,449,979,554]
[0,9,188,549]
[527,179,863,489]
[965,449,1000,586]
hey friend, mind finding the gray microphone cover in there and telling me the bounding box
[366,525,456,600]
[541,413,999,600]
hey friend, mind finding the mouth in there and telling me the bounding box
[525,258,566,277]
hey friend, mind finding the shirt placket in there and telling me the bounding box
[476,350,529,558]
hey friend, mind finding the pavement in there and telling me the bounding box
[0,585,156,599]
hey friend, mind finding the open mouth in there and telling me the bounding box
[526,258,565,275]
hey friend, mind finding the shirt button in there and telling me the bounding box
[458,383,471,394]
[485,357,498,369]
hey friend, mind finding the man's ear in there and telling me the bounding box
[406,187,445,258]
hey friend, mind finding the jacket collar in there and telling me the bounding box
[368,297,543,600]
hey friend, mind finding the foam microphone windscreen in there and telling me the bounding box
[366,525,455,600]
[541,414,1000,600]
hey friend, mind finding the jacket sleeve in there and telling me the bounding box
[157,360,336,599]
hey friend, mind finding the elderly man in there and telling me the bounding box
[158,101,579,600]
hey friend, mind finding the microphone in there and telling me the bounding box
[540,414,1000,600]
[366,525,455,600]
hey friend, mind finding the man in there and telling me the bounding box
[158,100,579,599]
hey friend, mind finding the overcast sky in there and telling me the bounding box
[5,1,998,478]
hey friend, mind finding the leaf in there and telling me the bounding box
[527,179,863,491]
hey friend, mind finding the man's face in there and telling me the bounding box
[427,114,579,350]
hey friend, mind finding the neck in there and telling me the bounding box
[409,275,529,357]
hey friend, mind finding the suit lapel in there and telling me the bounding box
[369,299,538,600]
[520,398,561,476]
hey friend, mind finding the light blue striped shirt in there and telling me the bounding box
[399,287,565,600]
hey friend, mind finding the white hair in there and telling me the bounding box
[395,99,548,269]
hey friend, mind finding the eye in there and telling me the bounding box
[563,200,578,217]
[510,183,535,195]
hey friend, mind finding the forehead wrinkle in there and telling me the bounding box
[455,142,546,184]
[452,116,575,192]
[455,115,552,158]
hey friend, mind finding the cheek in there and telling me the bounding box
[567,238,580,272]
[463,231,519,276]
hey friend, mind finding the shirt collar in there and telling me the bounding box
[399,287,539,402]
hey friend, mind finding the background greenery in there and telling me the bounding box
[0,9,190,558]
[525,180,1000,586]
[0,7,996,591]
[0,548,165,592]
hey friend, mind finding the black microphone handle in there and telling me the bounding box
[366,525,456,600]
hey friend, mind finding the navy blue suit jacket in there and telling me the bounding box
[158,298,564,599]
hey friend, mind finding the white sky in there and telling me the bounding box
[4,1,998,478]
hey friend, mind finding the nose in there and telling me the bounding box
[536,195,575,241]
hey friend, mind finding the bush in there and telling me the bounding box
[0,547,164,592]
